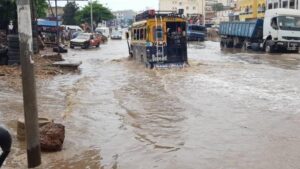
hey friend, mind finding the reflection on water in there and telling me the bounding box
[1,40,300,169]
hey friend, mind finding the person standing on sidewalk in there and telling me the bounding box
[0,126,12,167]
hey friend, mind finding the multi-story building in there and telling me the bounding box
[205,0,218,24]
[111,10,136,27]
[239,0,266,21]
[239,0,300,21]
[159,0,205,24]
[266,0,300,9]
[159,0,205,16]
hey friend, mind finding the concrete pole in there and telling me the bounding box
[16,0,42,168]
[203,0,206,25]
[55,0,60,51]
[91,0,93,32]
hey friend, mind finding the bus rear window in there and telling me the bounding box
[153,26,163,41]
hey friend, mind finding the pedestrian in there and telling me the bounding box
[0,126,12,168]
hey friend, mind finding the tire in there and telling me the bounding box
[7,35,19,42]
[8,53,20,60]
[242,41,247,51]
[8,41,19,49]
[82,43,89,49]
[8,60,20,65]
[70,45,74,49]
[265,41,274,53]
[96,43,100,48]
[7,48,20,60]
[33,39,39,54]
[0,56,8,65]
[220,41,225,50]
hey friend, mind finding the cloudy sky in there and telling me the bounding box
[55,0,159,11]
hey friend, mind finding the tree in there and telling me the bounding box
[63,2,79,25]
[34,0,48,18]
[0,0,47,30]
[0,0,17,30]
[75,1,114,26]
[212,3,224,12]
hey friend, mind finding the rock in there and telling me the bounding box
[40,123,65,152]
[17,117,53,140]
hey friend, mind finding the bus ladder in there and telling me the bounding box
[155,16,165,59]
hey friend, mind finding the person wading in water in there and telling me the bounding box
[0,126,12,167]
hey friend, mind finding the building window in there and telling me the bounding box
[290,0,296,8]
[283,1,288,8]
[186,6,189,10]
[268,3,273,9]
[179,2,182,5]
[193,6,196,10]
[274,2,278,8]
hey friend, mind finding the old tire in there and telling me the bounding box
[7,48,20,60]
[7,60,20,65]
[8,41,19,49]
[7,35,19,42]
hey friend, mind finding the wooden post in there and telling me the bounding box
[16,0,42,168]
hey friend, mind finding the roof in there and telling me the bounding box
[37,19,62,27]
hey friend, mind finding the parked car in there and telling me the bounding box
[98,32,108,43]
[70,33,101,49]
[111,31,122,40]
[95,27,110,38]
[187,25,207,41]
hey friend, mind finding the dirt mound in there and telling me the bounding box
[0,53,68,90]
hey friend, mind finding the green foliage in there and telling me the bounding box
[212,3,224,12]
[0,0,47,30]
[75,1,114,25]
[63,2,79,25]
[34,0,48,18]
[0,0,17,30]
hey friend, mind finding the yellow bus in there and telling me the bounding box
[127,10,188,68]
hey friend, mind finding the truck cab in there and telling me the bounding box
[264,9,300,52]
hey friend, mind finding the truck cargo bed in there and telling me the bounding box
[219,19,263,39]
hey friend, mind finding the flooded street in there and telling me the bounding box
[1,40,300,169]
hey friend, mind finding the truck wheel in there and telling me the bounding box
[220,41,225,49]
[96,43,100,48]
[265,42,274,53]
[242,42,247,51]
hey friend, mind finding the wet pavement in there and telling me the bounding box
[1,40,300,169]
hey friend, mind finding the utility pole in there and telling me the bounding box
[55,0,60,52]
[16,0,42,168]
[203,0,206,25]
[91,0,93,32]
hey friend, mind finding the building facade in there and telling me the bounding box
[239,0,266,21]
[267,0,300,9]
[159,0,205,16]
[204,0,218,24]
[238,0,300,21]
[111,10,136,28]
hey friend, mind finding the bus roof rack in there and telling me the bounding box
[135,10,185,22]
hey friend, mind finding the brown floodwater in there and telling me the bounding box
[1,40,300,169]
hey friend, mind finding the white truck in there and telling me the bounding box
[219,8,300,53]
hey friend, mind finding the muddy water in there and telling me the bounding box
[1,40,300,169]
